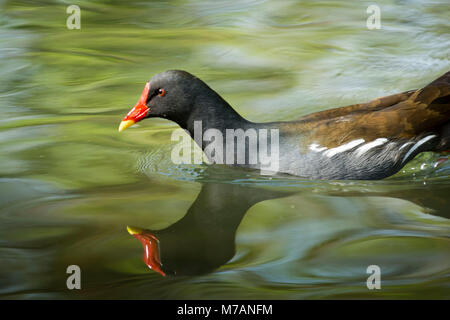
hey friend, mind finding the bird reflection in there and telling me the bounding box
[127,181,449,277]
[127,182,290,276]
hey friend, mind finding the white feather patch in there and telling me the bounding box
[309,143,327,152]
[355,138,388,157]
[399,141,414,150]
[402,135,437,163]
[324,139,365,158]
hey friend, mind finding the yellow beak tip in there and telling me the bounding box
[127,225,144,235]
[119,120,135,132]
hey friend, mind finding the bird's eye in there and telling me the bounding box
[158,88,165,97]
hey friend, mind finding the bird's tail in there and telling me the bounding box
[426,70,450,91]
[423,71,450,151]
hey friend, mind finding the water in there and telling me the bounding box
[0,0,449,299]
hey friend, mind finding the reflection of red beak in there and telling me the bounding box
[118,83,150,132]
[127,226,165,277]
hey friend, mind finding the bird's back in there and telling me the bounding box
[273,71,450,179]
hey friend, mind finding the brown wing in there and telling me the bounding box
[283,71,450,148]
[298,90,416,123]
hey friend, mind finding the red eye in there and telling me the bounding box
[158,88,165,97]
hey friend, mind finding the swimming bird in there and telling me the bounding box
[119,70,450,180]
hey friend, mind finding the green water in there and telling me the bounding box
[0,0,449,299]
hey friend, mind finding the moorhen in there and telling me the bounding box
[119,70,450,180]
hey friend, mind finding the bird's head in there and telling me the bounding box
[119,70,207,131]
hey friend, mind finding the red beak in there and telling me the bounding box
[118,82,150,132]
[127,226,166,277]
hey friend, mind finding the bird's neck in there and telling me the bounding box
[183,93,252,139]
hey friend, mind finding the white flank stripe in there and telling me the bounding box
[324,139,365,158]
[309,143,327,152]
[402,135,437,163]
[355,138,388,157]
[399,141,414,150]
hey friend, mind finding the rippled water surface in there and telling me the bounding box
[0,0,449,299]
